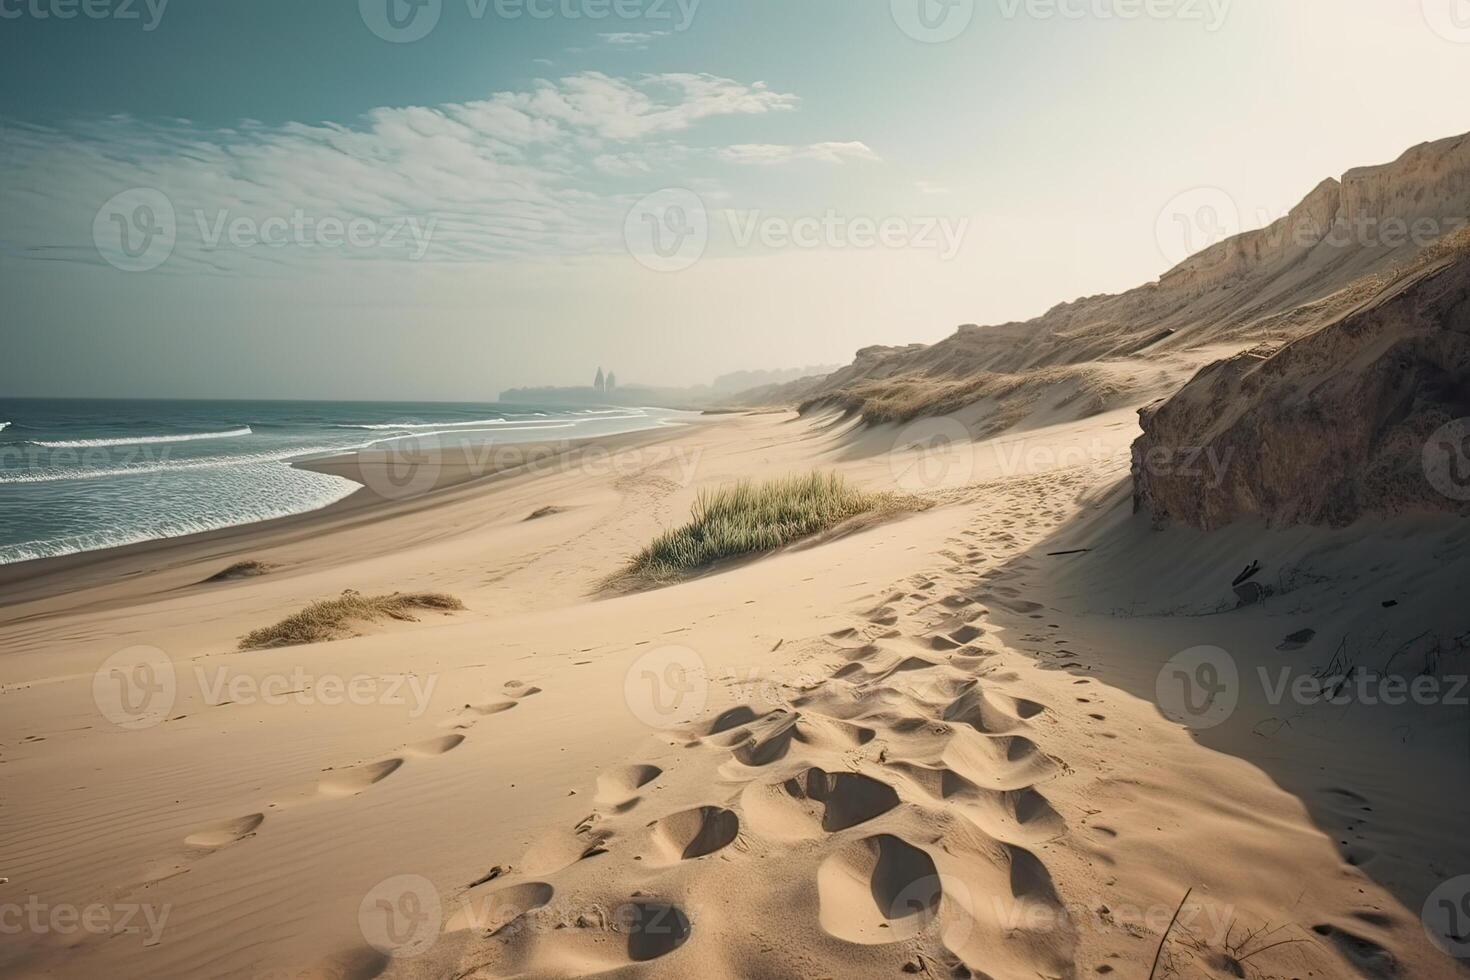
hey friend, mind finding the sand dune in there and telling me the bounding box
[5,134,1470,978]
[1,400,1462,978]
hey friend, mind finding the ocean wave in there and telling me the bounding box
[0,422,9,432]
[0,444,347,485]
[0,467,359,565]
[28,426,253,448]
[334,418,524,431]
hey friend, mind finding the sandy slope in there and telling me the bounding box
[1,408,1465,979]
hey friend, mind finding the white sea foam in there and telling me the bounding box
[336,418,524,431]
[28,426,253,448]
[0,466,359,565]
[0,422,9,432]
[337,410,648,430]
[0,444,347,485]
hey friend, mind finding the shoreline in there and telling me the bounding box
[0,421,707,610]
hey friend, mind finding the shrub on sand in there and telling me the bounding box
[238,590,464,650]
[621,472,907,583]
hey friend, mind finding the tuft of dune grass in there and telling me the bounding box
[618,472,913,584]
[238,590,465,650]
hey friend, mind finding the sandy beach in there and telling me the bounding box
[8,6,1470,977]
[2,401,1465,979]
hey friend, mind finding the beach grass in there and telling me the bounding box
[619,472,906,584]
[239,590,464,650]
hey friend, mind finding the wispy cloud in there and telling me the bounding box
[599,30,671,47]
[719,141,881,166]
[1,73,808,272]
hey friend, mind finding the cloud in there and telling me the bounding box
[0,73,805,272]
[593,152,654,176]
[719,141,881,166]
[516,73,797,140]
[599,30,671,46]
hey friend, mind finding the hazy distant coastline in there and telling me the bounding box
[501,364,840,411]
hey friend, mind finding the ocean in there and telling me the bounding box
[0,399,688,565]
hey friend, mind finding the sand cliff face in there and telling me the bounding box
[1132,244,1470,529]
[765,132,1470,425]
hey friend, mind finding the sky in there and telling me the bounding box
[1,0,1468,401]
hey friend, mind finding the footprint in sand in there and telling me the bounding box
[648,806,740,863]
[942,686,1043,735]
[594,764,662,806]
[446,881,554,935]
[439,700,518,729]
[742,767,900,840]
[817,834,941,945]
[317,759,403,798]
[470,700,519,714]
[184,813,264,849]
[625,902,693,962]
[407,733,465,757]
[1311,923,1400,977]
[700,704,765,741]
[502,680,542,699]
[942,731,1056,790]
[868,608,899,626]
[950,625,984,645]
[522,823,614,875]
[297,948,390,980]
